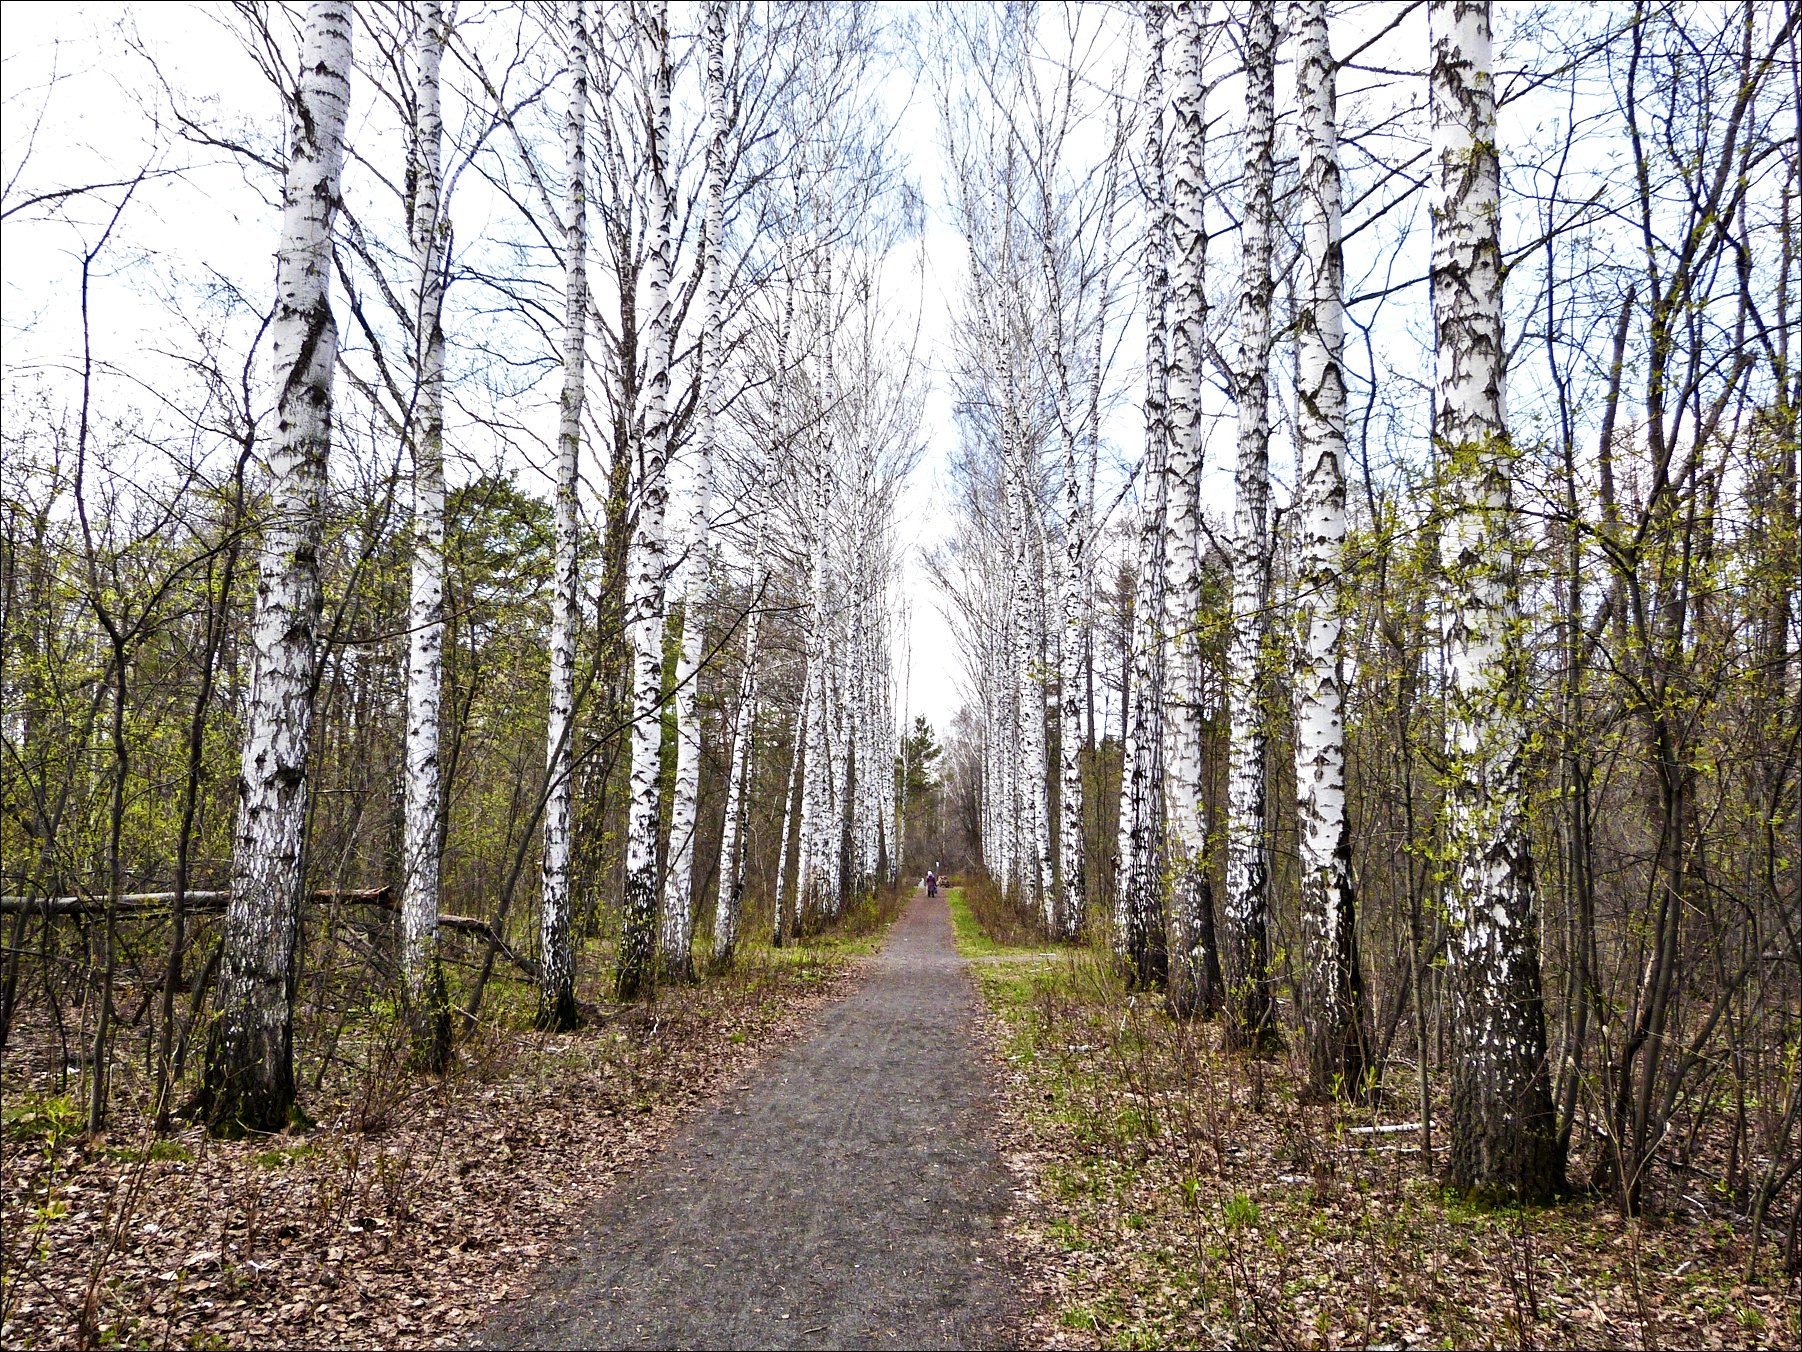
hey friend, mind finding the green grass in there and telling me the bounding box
[251,1142,316,1169]
[2,1092,84,1147]
[945,886,1055,960]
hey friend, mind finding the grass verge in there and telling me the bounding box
[956,894,1796,1350]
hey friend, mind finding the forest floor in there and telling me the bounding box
[952,886,1801,1350]
[0,912,890,1350]
[476,884,1021,1349]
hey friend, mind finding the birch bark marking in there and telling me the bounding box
[1429,0,1565,1200]
[771,686,804,946]
[713,598,759,969]
[660,1,726,981]
[200,0,351,1134]
[1043,176,1087,941]
[1223,0,1279,1052]
[400,0,452,1071]
[1162,0,1220,1019]
[616,0,675,1000]
[539,0,587,1031]
[1292,0,1368,1096]
[1114,0,1171,989]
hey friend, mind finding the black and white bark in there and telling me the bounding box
[660,0,728,981]
[538,0,587,1031]
[1162,0,1220,1019]
[1292,0,1368,1097]
[1430,0,1564,1200]
[399,0,452,1071]
[713,594,759,969]
[616,0,675,1000]
[1114,0,1170,990]
[200,0,351,1133]
[1222,0,1279,1052]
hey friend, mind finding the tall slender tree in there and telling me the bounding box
[616,0,675,1000]
[539,0,587,1031]
[1114,0,1170,990]
[1292,0,1367,1097]
[200,0,352,1133]
[1222,0,1279,1052]
[1162,0,1220,1019]
[1429,0,1564,1199]
[713,597,759,969]
[660,0,728,982]
[399,0,452,1071]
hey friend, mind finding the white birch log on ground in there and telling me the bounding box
[616,0,675,1000]
[1292,0,1369,1095]
[400,0,452,1070]
[1222,0,1280,1053]
[201,0,351,1133]
[1429,0,1565,1200]
[539,0,587,1030]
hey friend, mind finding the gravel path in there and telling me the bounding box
[478,888,1020,1350]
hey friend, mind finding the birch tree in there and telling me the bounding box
[1292,0,1367,1097]
[538,0,587,1031]
[199,0,351,1133]
[615,0,674,1001]
[1113,0,1170,990]
[712,597,759,969]
[1430,0,1564,1199]
[1161,0,1219,1019]
[659,0,728,983]
[399,0,452,1071]
[1221,0,1278,1052]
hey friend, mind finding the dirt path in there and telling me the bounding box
[478,888,1020,1350]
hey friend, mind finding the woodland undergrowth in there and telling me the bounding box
[950,887,1801,1351]
[0,893,900,1351]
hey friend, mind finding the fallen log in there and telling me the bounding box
[0,889,539,980]
[0,887,391,916]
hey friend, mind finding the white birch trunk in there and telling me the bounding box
[1019,507,1053,927]
[616,0,674,999]
[795,541,830,926]
[772,686,805,945]
[1429,0,1564,1198]
[713,598,758,968]
[1114,0,1171,988]
[1223,0,1279,1051]
[658,1,726,980]
[827,636,850,914]
[201,0,351,1132]
[1162,0,1218,1018]
[539,0,587,1030]
[1292,0,1367,1093]
[400,0,451,1070]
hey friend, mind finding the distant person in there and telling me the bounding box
[924,870,938,898]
